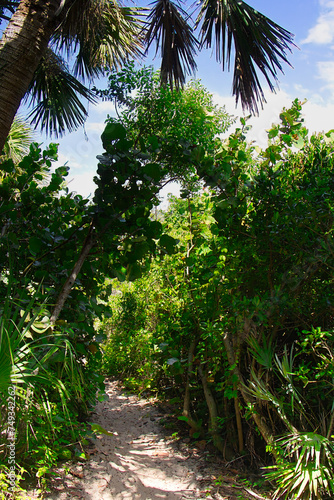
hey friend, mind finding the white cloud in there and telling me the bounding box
[85,122,105,133]
[56,152,82,170]
[293,83,310,96]
[302,0,334,44]
[93,100,116,115]
[213,90,293,148]
[317,60,334,81]
[309,61,334,101]
[213,89,334,145]
[65,171,96,199]
[303,100,334,134]
[316,60,334,93]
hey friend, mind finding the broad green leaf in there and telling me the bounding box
[146,220,163,239]
[159,234,177,254]
[101,122,127,149]
[143,162,162,181]
[29,236,42,255]
[178,415,189,422]
[90,423,113,436]
[126,262,142,281]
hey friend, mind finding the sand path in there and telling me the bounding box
[43,380,267,500]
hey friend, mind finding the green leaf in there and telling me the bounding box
[177,415,189,421]
[148,135,160,151]
[146,220,163,239]
[113,266,127,282]
[143,162,162,181]
[60,449,72,459]
[29,236,42,255]
[116,138,133,152]
[8,232,19,247]
[0,332,12,392]
[128,241,149,262]
[237,150,247,161]
[90,423,114,436]
[0,158,15,172]
[159,234,177,253]
[281,134,292,146]
[101,122,127,149]
[268,126,279,139]
[126,262,142,281]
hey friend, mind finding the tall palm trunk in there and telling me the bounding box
[0,0,61,151]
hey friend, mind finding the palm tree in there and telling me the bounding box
[0,0,143,151]
[0,0,295,152]
[145,0,295,114]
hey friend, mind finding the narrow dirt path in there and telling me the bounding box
[43,380,267,500]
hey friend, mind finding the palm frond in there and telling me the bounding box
[24,48,97,137]
[54,0,109,42]
[0,327,13,392]
[1,116,34,163]
[0,285,85,451]
[0,0,18,24]
[53,0,144,81]
[247,333,275,370]
[264,432,334,500]
[145,0,199,89]
[196,0,295,114]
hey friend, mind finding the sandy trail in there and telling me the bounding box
[46,380,204,500]
[43,380,267,500]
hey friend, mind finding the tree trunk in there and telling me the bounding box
[198,363,225,454]
[50,222,95,324]
[0,0,61,151]
[222,332,279,460]
[234,395,244,453]
[182,337,201,433]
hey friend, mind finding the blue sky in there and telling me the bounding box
[31,0,334,199]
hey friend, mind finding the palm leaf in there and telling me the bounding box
[0,327,13,392]
[53,0,144,81]
[0,0,18,24]
[196,0,295,114]
[73,4,144,80]
[24,48,97,137]
[0,287,47,391]
[247,333,275,370]
[1,116,34,163]
[145,0,199,89]
[265,432,334,499]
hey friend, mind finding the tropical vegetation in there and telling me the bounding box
[1,60,334,499]
[98,71,334,498]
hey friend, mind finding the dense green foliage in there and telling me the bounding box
[0,71,230,492]
[101,98,334,498]
[0,144,103,486]
[95,63,234,182]
[0,116,174,489]
[1,62,334,499]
